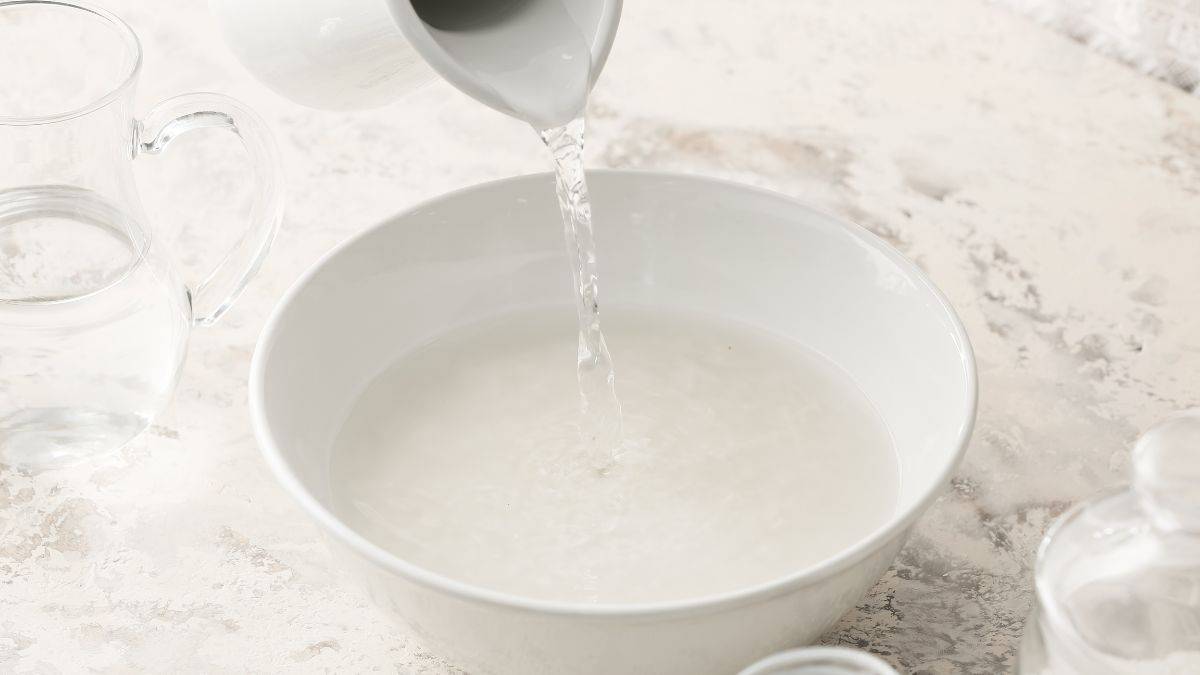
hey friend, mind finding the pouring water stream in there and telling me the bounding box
[541,117,624,470]
[425,0,628,469]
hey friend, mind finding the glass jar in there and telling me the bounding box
[1021,410,1200,674]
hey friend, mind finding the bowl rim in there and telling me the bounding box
[249,168,978,619]
[737,646,898,675]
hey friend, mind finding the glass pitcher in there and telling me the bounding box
[0,0,282,467]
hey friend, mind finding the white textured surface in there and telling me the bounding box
[1001,0,1200,92]
[3,0,1200,672]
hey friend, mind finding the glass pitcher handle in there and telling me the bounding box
[136,93,284,327]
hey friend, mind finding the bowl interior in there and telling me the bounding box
[253,170,975,590]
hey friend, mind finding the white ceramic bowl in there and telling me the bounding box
[250,171,976,675]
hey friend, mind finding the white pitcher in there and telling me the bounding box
[209,0,622,127]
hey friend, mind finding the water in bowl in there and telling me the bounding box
[330,306,900,604]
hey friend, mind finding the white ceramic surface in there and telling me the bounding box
[739,646,900,675]
[209,0,621,121]
[250,170,977,675]
[207,0,428,111]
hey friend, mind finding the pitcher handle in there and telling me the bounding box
[136,93,284,327]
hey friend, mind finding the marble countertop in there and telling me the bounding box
[5,0,1200,672]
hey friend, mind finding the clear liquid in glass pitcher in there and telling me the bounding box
[0,1,283,468]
